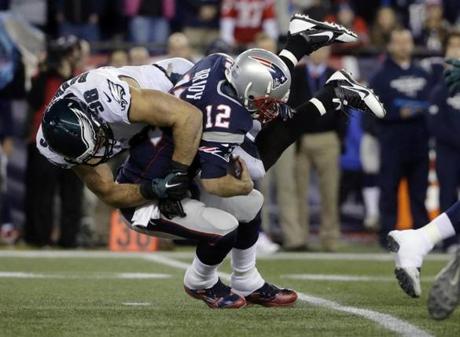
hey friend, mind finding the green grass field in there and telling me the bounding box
[0,250,459,337]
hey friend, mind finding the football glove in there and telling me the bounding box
[140,161,190,201]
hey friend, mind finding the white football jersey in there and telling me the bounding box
[36,57,194,168]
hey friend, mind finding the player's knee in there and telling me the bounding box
[237,189,264,222]
[202,207,239,236]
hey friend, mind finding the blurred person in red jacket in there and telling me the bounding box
[220,0,278,48]
[24,37,84,248]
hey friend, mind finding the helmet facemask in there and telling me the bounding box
[65,109,115,166]
[225,48,291,125]
[246,96,285,124]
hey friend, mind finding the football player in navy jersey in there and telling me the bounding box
[116,15,386,309]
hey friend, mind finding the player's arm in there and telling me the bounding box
[73,162,191,208]
[201,157,254,197]
[73,164,147,209]
[128,87,203,166]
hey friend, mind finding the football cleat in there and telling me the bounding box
[387,230,431,298]
[245,282,298,307]
[326,70,386,118]
[288,14,358,50]
[428,248,460,320]
[184,278,246,309]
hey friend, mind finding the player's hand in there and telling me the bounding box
[236,157,254,191]
[141,161,190,201]
[445,59,460,95]
[159,199,186,219]
[278,103,296,121]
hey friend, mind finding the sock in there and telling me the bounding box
[362,187,380,218]
[184,256,219,290]
[230,244,265,296]
[445,200,460,233]
[417,213,456,248]
[297,85,337,116]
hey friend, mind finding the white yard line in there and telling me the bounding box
[122,302,151,306]
[142,254,433,337]
[283,274,435,283]
[0,271,171,280]
[0,250,450,262]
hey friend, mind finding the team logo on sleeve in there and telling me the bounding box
[249,56,288,89]
[106,79,128,110]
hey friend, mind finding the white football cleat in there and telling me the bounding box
[428,248,460,320]
[256,232,280,255]
[289,14,358,47]
[326,70,386,118]
[387,230,432,298]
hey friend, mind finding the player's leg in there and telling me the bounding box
[428,247,460,320]
[388,198,458,298]
[201,189,298,306]
[120,199,246,309]
[231,212,298,307]
[184,232,247,309]
[278,14,358,76]
[256,70,385,171]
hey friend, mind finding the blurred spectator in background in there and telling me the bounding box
[427,31,460,251]
[360,111,381,231]
[301,0,330,21]
[416,0,451,52]
[24,38,84,248]
[107,49,129,68]
[443,0,460,25]
[370,29,431,247]
[325,1,369,52]
[74,39,91,73]
[180,0,220,53]
[339,110,363,219]
[167,32,195,61]
[204,38,234,56]
[9,0,47,30]
[220,0,278,48]
[0,99,15,244]
[124,0,175,49]
[56,0,101,42]
[370,6,401,50]
[129,46,150,66]
[291,46,345,252]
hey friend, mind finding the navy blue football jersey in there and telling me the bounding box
[117,53,254,187]
[171,53,254,179]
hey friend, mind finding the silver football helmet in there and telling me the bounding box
[225,48,291,123]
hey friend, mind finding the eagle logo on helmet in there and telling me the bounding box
[249,56,288,90]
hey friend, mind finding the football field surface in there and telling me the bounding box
[0,250,459,337]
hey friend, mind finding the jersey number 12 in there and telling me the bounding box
[205,104,231,129]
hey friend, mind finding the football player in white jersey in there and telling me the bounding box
[37,58,202,208]
[388,58,460,320]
